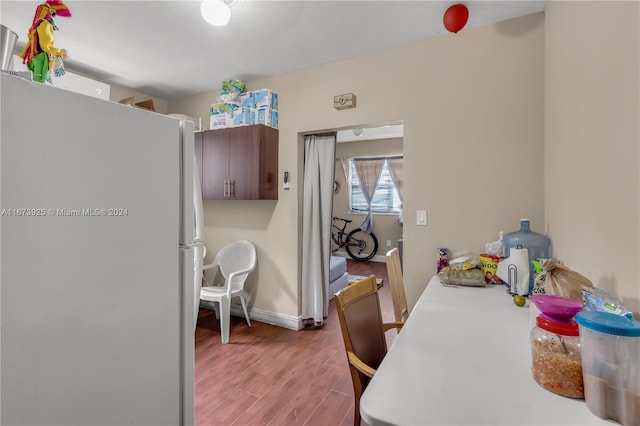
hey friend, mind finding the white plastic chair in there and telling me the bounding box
[200,240,256,344]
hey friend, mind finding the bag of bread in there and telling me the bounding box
[438,266,486,287]
[532,259,593,301]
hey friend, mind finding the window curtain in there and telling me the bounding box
[301,133,336,326]
[353,158,384,234]
[387,157,404,202]
[387,157,404,226]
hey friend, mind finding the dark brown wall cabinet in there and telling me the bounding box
[194,125,278,200]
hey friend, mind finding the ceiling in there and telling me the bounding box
[0,1,545,100]
[336,124,404,143]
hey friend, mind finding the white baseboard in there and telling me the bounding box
[199,300,303,331]
[199,249,386,331]
[332,250,385,263]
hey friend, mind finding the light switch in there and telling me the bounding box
[417,210,427,226]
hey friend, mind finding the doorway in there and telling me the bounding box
[332,124,404,263]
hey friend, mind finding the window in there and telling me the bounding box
[349,157,403,214]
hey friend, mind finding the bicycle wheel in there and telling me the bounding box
[345,229,378,261]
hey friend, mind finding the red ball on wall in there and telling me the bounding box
[443,4,469,33]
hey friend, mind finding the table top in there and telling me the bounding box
[359,276,611,426]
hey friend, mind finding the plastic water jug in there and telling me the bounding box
[503,219,551,292]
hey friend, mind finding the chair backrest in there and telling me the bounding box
[386,248,409,324]
[336,276,387,392]
[336,276,388,369]
[216,240,257,291]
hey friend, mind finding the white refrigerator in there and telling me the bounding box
[0,73,204,425]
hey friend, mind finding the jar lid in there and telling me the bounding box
[536,315,580,336]
[576,311,640,337]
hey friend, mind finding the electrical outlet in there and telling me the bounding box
[386,240,391,247]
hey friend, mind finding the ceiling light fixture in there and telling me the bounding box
[201,0,235,27]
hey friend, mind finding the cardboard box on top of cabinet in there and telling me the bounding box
[233,107,255,127]
[256,107,278,129]
[253,89,278,110]
[210,113,232,129]
[119,97,156,112]
[134,100,155,111]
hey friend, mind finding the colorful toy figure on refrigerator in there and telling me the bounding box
[437,248,449,273]
[20,0,71,83]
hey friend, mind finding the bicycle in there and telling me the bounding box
[331,216,379,261]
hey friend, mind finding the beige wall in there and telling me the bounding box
[545,1,640,314]
[333,138,404,259]
[169,12,546,319]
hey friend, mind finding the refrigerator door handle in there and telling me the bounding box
[193,155,204,243]
[179,120,197,245]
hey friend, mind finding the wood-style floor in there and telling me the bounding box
[194,259,394,426]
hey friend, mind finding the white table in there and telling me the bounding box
[359,276,610,425]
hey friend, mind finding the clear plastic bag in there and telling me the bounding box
[438,266,486,287]
[52,56,65,77]
[582,286,633,319]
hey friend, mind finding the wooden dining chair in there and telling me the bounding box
[386,248,409,324]
[334,275,403,426]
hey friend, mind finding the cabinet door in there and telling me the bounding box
[257,125,278,200]
[228,126,260,200]
[202,128,230,200]
[227,125,278,200]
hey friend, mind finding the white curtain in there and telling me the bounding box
[388,157,404,226]
[301,133,336,325]
[387,157,404,203]
[353,158,384,234]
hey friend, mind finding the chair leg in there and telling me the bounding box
[352,372,364,426]
[219,297,230,344]
[212,303,220,320]
[239,295,251,327]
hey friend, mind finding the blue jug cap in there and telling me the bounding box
[576,311,640,337]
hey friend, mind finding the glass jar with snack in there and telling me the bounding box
[531,315,584,398]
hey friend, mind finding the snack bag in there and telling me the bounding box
[437,248,449,273]
[447,251,478,271]
[479,254,503,284]
[532,259,593,301]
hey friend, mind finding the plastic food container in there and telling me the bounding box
[576,311,640,425]
[530,315,584,398]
